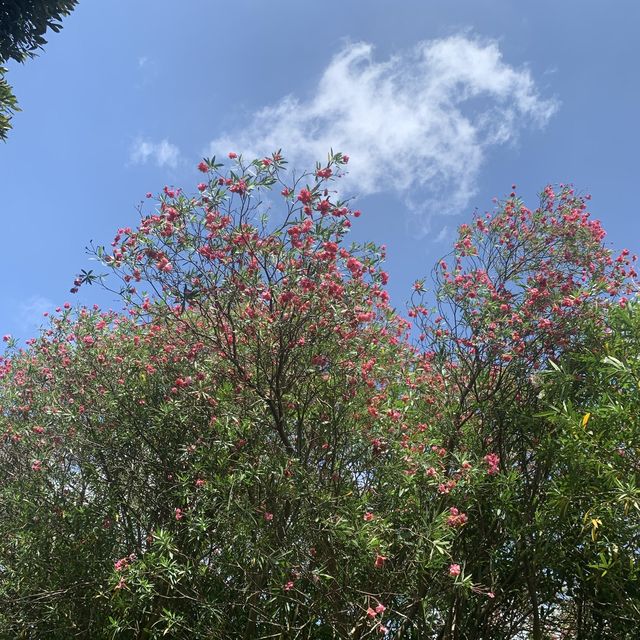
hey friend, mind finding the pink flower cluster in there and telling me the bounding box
[446,507,468,527]
[484,453,500,475]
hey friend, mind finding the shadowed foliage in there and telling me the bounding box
[0,0,78,140]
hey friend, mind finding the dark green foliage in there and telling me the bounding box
[0,66,18,140]
[0,0,79,63]
[0,0,78,140]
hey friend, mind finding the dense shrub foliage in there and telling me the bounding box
[0,153,638,638]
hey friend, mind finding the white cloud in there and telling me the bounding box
[434,225,453,244]
[16,295,53,334]
[208,35,557,229]
[130,137,181,169]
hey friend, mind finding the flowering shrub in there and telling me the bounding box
[0,153,478,638]
[0,153,638,638]
[527,301,640,638]
[408,185,638,639]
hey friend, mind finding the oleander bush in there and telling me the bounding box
[0,152,638,638]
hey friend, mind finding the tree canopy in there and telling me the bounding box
[0,0,78,63]
[0,0,78,140]
[0,152,638,638]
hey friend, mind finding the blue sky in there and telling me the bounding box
[2,0,639,342]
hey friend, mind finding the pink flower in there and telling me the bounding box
[264,512,274,522]
[284,580,294,591]
[316,167,332,179]
[197,161,208,172]
[363,512,375,522]
[114,557,128,572]
[375,603,386,614]
[374,554,387,569]
[449,563,461,577]
[367,607,377,619]
[297,188,312,205]
[446,507,468,527]
[197,183,207,192]
[229,179,247,195]
[228,151,238,159]
[484,452,500,475]
[31,460,42,472]
[175,508,184,521]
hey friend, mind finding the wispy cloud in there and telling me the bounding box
[434,225,453,244]
[15,295,53,335]
[208,35,557,229]
[129,137,182,169]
